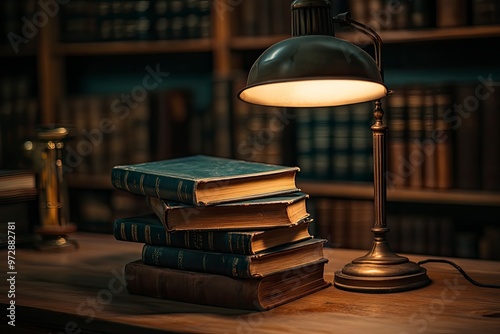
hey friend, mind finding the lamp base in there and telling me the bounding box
[34,235,79,252]
[34,223,79,252]
[334,240,431,293]
[334,262,430,293]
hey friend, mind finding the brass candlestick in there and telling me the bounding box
[33,125,78,251]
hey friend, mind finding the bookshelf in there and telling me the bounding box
[1,0,500,258]
[54,39,214,55]
[298,180,500,206]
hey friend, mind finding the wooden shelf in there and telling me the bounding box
[230,35,289,50]
[339,25,500,44]
[298,180,500,207]
[229,25,500,51]
[54,39,214,56]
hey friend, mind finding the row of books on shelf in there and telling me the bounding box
[230,0,292,37]
[59,0,211,42]
[57,94,151,176]
[231,73,291,166]
[344,0,500,31]
[60,74,495,194]
[0,0,36,48]
[312,197,500,260]
[293,103,374,182]
[55,87,221,177]
[0,75,38,169]
[386,83,500,191]
[111,155,330,310]
[289,79,499,192]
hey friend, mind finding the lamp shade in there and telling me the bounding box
[238,35,388,107]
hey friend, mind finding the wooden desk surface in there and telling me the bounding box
[1,232,499,333]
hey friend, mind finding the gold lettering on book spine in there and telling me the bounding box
[177,181,184,202]
[155,177,161,198]
[152,248,160,266]
[166,230,171,246]
[120,223,126,240]
[112,171,122,189]
[124,171,130,192]
[131,224,138,242]
[228,233,233,253]
[139,174,145,195]
[232,258,239,277]
[193,232,203,250]
[178,250,184,269]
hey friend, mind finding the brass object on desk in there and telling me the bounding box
[32,124,78,251]
[237,0,430,292]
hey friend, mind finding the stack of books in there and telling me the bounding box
[111,155,330,311]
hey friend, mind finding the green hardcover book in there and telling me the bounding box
[113,213,312,255]
[147,192,309,231]
[111,155,300,206]
[142,238,326,279]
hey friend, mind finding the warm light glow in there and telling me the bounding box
[239,79,388,107]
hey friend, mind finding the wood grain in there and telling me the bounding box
[1,232,499,333]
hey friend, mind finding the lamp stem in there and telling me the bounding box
[372,100,386,231]
[333,99,430,292]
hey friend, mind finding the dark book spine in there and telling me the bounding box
[212,76,234,158]
[436,0,469,27]
[480,83,500,191]
[270,0,291,35]
[472,0,500,26]
[114,220,168,245]
[454,84,480,189]
[348,0,368,24]
[387,90,408,188]
[434,91,454,189]
[410,0,436,29]
[142,244,252,278]
[295,109,314,178]
[331,105,351,181]
[422,91,436,189]
[350,102,372,182]
[406,88,424,189]
[111,168,197,205]
[114,220,255,254]
[125,261,262,310]
[312,108,333,179]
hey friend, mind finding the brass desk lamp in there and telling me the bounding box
[238,0,430,292]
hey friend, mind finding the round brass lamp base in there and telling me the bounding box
[34,223,79,252]
[334,244,431,293]
[34,235,79,252]
[334,263,430,293]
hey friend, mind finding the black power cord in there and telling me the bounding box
[418,259,500,289]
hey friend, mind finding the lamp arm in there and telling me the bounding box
[333,12,383,77]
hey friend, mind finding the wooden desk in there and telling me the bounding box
[1,233,499,333]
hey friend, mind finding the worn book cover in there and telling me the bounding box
[142,238,326,278]
[111,155,300,206]
[147,192,309,231]
[125,258,330,311]
[113,213,312,255]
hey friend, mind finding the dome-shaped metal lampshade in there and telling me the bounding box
[238,35,388,107]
